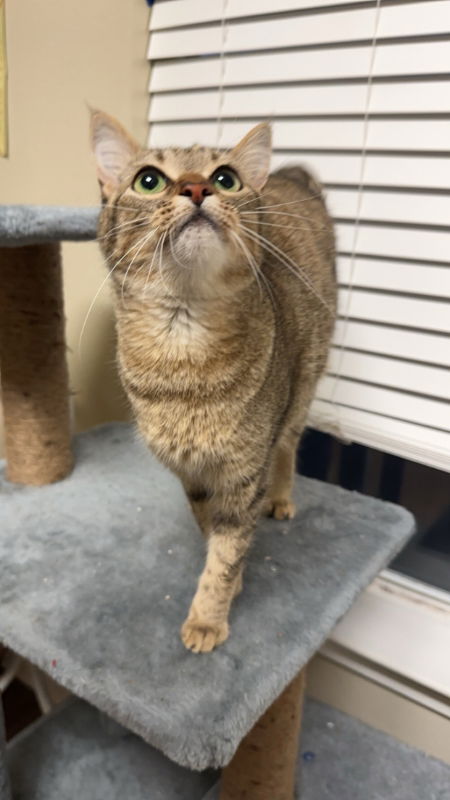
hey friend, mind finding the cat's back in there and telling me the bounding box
[260,165,336,308]
[253,165,337,374]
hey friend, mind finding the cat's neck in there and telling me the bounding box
[145,292,216,356]
[115,283,252,363]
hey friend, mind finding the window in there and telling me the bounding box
[147,0,450,697]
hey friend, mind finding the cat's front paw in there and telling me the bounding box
[265,499,296,520]
[181,617,229,653]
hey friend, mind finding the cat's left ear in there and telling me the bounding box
[90,108,140,196]
[230,123,272,192]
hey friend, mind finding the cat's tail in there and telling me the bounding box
[272,165,324,200]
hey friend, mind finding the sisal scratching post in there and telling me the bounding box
[0,244,73,485]
[220,669,306,800]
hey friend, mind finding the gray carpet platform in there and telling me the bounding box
[207,699,450,800]
[0,423,415,770]
[0,205,98,245]
[8,697,449,800]
[7,698,217,800]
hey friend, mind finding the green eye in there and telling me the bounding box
[212,167,242,193]
[133,168,167,195]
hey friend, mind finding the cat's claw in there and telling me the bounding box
[181,618,229,653]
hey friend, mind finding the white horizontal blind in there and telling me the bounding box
[147,0,450,471]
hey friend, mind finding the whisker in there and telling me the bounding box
[157,230,171,295]
[101,204,156,212]
[121,227,159,306]
[231,231,276,306]
[129,226,161,291]
[229,230,263,299]
[239,223,334,315]
[96,217,150,243]
[236,191,323,212]
[242,209,325,224]
[169,228,189,271]
[234,193,260,212]
[250,220,316,232]
[78,229,157,357]
[143,231,164,298]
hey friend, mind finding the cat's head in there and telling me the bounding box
[90,110,271,299]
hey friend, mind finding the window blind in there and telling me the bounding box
[147,0,450,472]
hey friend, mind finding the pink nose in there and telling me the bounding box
[179,182,213,206]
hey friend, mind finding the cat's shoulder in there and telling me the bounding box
[267,165,323,197]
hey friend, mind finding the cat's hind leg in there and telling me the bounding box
[182,482,213,537]
[265,427,300,520]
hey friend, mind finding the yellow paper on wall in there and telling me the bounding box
[0,0,7,157]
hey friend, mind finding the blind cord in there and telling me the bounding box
[216,0,229,148]
[325,0,383,438]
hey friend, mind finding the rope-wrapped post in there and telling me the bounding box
[0,700,11,800]
[220,669,306,800]
[0,243,73,485]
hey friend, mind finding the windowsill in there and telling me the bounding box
[325,569,450,712]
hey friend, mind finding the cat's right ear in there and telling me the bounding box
[230,122,272,192]
[90,109,140,198]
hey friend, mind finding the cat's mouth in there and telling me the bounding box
[175,209,219,237]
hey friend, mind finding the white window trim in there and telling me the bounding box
[324,569,450,715]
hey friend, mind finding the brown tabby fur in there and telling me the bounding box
[91,111,337,653]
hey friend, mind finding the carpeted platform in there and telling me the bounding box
[9,697,449,800]
[207,699,450,799]
[0,205,98,245]
[0,423,415,770]
[7,698,217,800]
[300,700,450,800]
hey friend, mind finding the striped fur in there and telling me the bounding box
[91,111,337,652]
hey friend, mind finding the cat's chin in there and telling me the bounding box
[171,218,227,272]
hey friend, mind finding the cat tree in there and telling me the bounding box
[0,205,448,800]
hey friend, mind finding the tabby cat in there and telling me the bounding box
[90,110,337,653]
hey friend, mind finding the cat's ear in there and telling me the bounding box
[90,109,140,196]
[230,123,272,192]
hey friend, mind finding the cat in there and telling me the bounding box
[90,110,337,653]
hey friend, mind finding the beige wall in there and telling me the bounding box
[0,0,150,453]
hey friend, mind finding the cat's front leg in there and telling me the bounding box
[181,479,266,653]
[181,525,251,653]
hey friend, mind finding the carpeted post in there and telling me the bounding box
[0,244,73,485]
[219,669,306,800]
[0,700,11,800]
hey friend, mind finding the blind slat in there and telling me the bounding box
[149,120,450,153]
[316,376,449,430]
[149,41,450,92]
[150,0,377,30]
[336,224,449,264]
[309,400,450,472]
[337,257,450,298]
[330,191,450,229]
[327,349,449,399]
[333,321,450,368]
[338,289,450,333]
[149,81,450,121]
[148,3,450,60]
[270,153,450,192]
